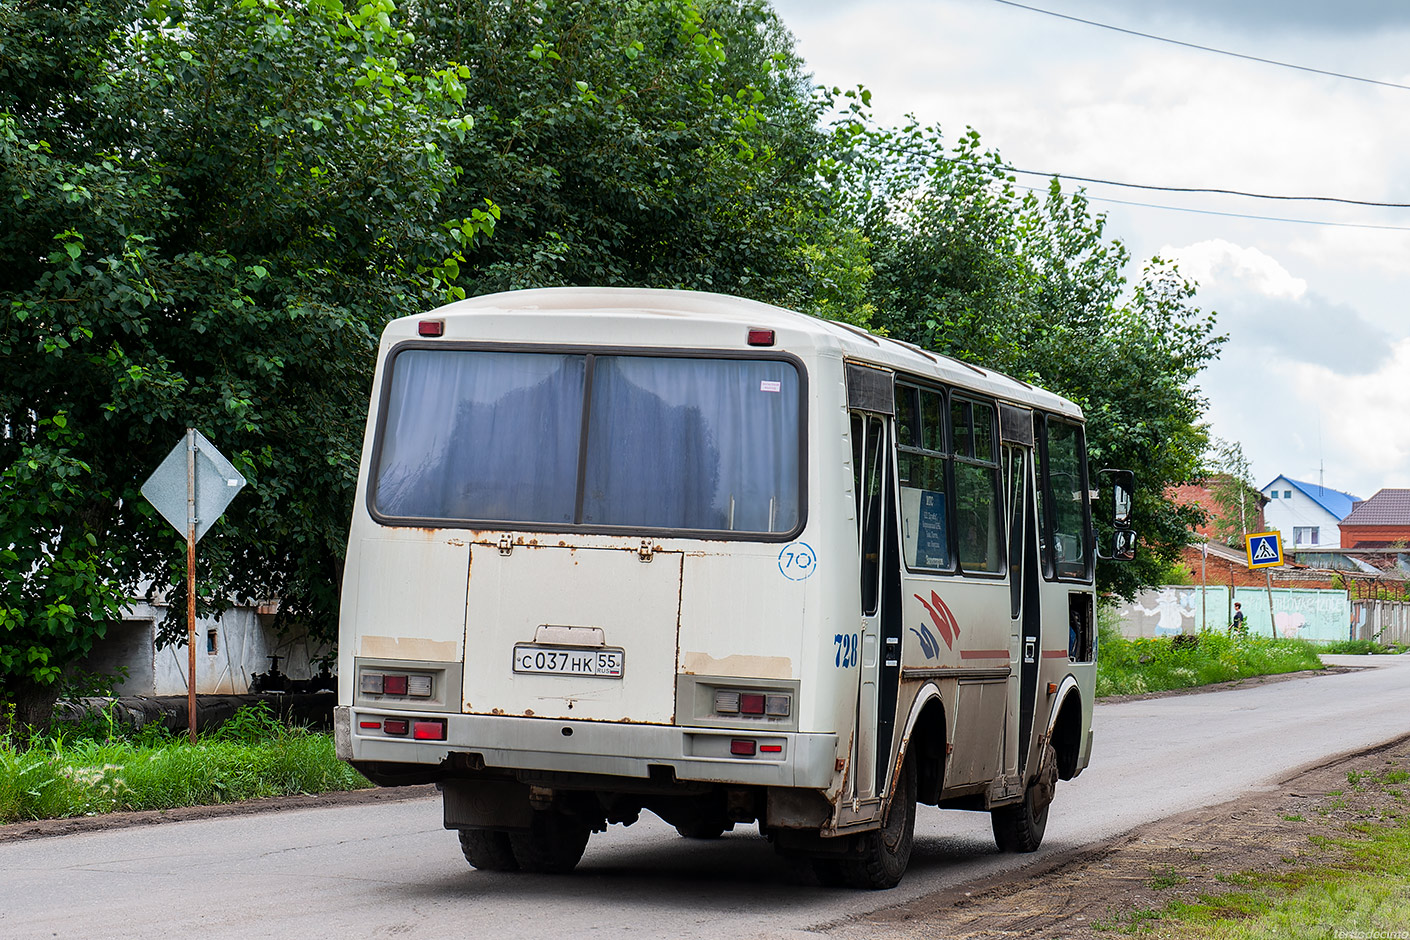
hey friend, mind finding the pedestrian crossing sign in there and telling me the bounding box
[1245,531,1284,569]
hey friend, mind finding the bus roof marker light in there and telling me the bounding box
[418,319,444,337]
[746,328,774,346]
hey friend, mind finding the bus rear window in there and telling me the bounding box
[371,349,802,536]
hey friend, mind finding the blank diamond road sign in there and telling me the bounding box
[140,430,246,543]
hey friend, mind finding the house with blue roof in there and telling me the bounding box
[1260,475,1361,550]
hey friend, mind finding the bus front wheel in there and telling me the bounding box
[991,743,1057,853]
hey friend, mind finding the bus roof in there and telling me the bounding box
[408,287,1082,419]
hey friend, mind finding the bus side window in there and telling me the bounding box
[896,384,951,571]
[1039,417,1093,582]
[953,397,1004,575]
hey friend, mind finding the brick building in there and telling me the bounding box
[1167,475,1266,543]
[1339,489,1410,548]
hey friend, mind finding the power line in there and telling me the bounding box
[985,0,1410,93]
[869,139,1410,208]
[995,162,1410,208]
[1009,183,1410,232]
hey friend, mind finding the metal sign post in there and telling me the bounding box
[186,431,197,743]
[1245,531,1285,639]
[141,429,246,744]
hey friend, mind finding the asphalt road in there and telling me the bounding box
[3,655,1408,940]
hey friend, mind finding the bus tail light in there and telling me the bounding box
[359,720,382,730]
[730,739,756,756]
[384,719,409,736]
[360,671,434,698]
[713,688,791,719]
[413,719,446,741]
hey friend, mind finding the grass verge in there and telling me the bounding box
[1092,759,1410,938]
[1096,622,1323,698]
[1322,638,1409,655]
[0,703,369,824]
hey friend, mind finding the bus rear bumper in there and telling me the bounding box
[335,705,838,789]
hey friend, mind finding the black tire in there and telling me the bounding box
[834,755,917,890]
[458,829,519,872]
[991,744,1058,853]
[508,812,591,874]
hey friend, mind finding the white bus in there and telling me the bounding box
[335,288,1131,889]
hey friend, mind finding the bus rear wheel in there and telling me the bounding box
[991,743,1057,853]
[508,811,591,874]
[815,755,916,890]
[458,829,519,871]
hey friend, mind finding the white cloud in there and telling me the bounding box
[1286,339,1410,490]
[1163,239,1307,299]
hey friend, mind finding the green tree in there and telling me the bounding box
[823,111,1222,597]
[1206,438,1262,545]
[407,0,834,306]
[0,0,484,725]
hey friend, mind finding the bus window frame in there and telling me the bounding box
[893,378,1007,580]
[949,392,1007,580]
[1037,412,1095,584]
[894,379,956,575]
[365,340,810,543]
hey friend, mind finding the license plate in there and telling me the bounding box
[512,645,624,678]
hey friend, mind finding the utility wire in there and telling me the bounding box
[994,162,1410,208]
[985,0,1410,93]
[854,137,1410,208]
[1009,183,1410,232]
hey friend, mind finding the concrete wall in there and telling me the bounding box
[1118,585,1352,642]
[77,601,332,696]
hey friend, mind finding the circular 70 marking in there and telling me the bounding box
[778,541,817,581]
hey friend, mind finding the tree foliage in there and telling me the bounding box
[820,107,1223,597]
[1,0,1226,723]
[1206,438,1262,546]
[0,0,482,722]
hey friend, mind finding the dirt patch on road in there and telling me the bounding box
[824,733,1410,939]
[0,784,437,844]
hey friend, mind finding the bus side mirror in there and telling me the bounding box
[1098,469,1136,562]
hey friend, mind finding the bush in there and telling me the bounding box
[0,704,369,823]
[1097,625,1323,698]
[1321,639,1409,655]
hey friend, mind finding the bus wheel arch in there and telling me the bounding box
[1049,686,1084,781]
[906,695,948,806]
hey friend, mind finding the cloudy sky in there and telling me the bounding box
[769,0,1410,501]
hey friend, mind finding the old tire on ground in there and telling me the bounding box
[824,755,917,890]
[991,743,1058,853]
[458,829,519,871]
[508,812,591,873]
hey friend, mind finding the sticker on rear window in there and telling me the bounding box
[760,380,782,393]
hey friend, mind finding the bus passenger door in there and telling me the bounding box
[849,411,891,800]
[1000,407,1041,782]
